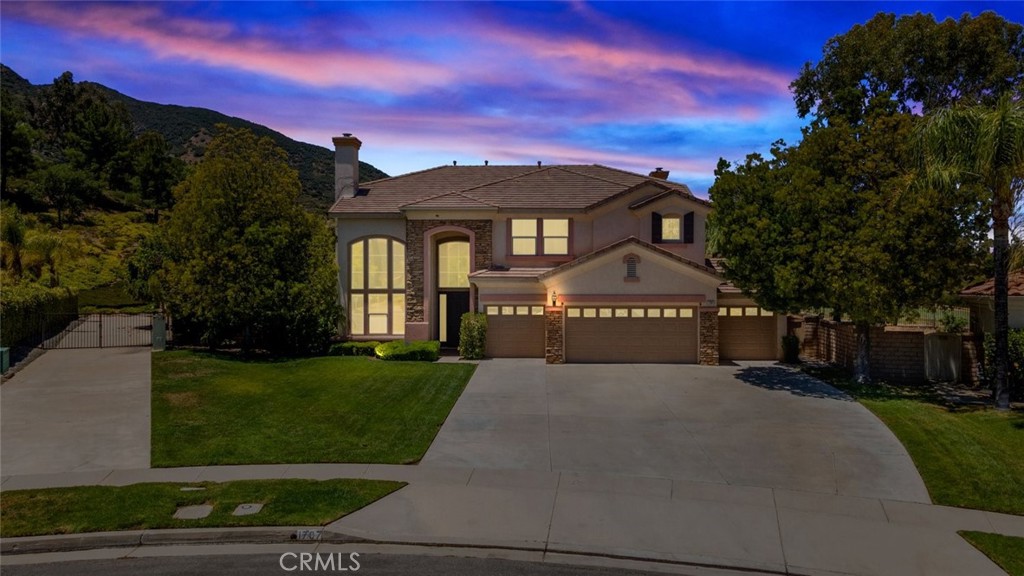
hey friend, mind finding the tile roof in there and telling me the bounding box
[329,164,702,215]
[960,271,1024,297]
[468,267,552,279]
[538,236,720,281]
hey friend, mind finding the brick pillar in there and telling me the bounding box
[545,306,564,364]
[699,308,719,366]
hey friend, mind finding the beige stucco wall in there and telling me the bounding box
[970,297,1024,333]
[543,244,719,302]
[333,217,407,330]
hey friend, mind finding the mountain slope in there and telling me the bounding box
[1,65,388,210]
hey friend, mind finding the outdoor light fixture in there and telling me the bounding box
[551,290,558,306]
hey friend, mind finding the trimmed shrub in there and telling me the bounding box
[374,340,440,362]
[0,284,78,347]
[982,330,1024,397]
[781,334,800,364]
[458,312,487,360]
[329,341,380,356]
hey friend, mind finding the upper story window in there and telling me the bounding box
[652,212,694,244]
[350,237,405,336]
[510,218,570,256]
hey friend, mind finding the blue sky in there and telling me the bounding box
[2,1,1021,195]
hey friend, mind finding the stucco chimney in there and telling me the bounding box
[649,167,669,180]
[333,133,362,200]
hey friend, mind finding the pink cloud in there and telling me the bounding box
[8,2,454,93]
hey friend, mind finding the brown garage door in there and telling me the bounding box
[565,306,698,363]
[719,306,778,360]
[485,305,545,358]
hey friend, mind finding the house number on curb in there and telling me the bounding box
[294,529,322,541]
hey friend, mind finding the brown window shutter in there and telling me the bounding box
[652,212,663,243]
[683,212,694,244]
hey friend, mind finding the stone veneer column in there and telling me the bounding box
[699,308,719,366]
[545,306,565,364]
[404,219,493,340]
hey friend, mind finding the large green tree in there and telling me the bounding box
[920,96,1024,409]
[131,130,182,221]
[712,11,1019,381]
[160,125,340,354]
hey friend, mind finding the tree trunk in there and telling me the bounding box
[993,208,1011,410]
[854,321,871,384]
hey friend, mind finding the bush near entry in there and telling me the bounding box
[374,340,440,362]
[458,313,487,360]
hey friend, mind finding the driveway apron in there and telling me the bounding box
[1,347,151,475]
[421,359,929,502]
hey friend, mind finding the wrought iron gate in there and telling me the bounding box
[40,314,154,349]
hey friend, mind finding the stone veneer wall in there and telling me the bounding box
[405,219,493,323]
[545,307,564,364]
[699,308,719,365]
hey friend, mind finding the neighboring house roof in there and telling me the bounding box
[960,271,1024,297]
[329,164,704,215]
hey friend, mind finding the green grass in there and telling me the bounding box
[152,351,475,467]
[0,479,403,538]
[804,365,1024,515]
[960,531,1024,576]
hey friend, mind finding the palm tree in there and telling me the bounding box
[920,95,1024,410]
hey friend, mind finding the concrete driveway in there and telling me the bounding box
[421,360,929,502]
[1,347,151,475]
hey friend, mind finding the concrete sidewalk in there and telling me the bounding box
[3,463,1022,576]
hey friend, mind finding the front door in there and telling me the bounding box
[439,290,470,348]
[437,239,471,349]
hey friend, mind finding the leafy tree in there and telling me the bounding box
[1,95,36,198]
[161,125,341,354]
[131,131,182,221]
[1,203,28,279]
[919,96,1024,409]
[39,163,96,228]
[25,231,75,288]
[712,11,1016,382]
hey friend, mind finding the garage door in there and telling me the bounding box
[485,305,545,358]
[718,306,778,360]
[565,306,698,363]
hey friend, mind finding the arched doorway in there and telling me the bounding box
[436,239,470,348]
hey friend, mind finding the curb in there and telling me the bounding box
[1,527,366,555]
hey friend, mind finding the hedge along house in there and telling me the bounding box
[328,135,785,364]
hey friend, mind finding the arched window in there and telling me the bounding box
[350,237,405,336]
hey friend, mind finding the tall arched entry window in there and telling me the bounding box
[350,237,405,336]
[437,239,470,347]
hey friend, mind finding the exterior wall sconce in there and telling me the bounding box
[551,290,558,306]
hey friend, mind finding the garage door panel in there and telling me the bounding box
[719,313,777,361]
[566,311,697,363]
[487,315,545,358]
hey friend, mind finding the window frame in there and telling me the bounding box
[349,237,406,337]
[508,218,572,257]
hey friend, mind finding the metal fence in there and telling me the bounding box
[41,313,154,349]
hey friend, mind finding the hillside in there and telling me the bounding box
[1,64,388,210]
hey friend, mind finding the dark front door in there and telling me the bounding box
[439,290,469,348]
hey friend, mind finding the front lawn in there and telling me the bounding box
[152,351,475,467]
[804,366,1024,515]
[960,531,1024,576]
[0,479,403,538]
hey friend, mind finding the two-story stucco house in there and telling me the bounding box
[328,134,783,364]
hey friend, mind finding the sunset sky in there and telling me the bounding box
[3,1,1021,195]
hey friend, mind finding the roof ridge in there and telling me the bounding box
[456,165,552,195]
[557,165,640,187]
[401,190,499,208]
[358,165,451,187]
[591,164,695,195]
